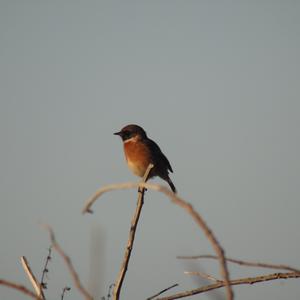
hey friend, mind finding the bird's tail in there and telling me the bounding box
[166,177,177,193]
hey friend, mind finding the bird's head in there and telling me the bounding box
[114,124,147,142]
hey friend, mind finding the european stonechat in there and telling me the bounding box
[114,124,177,193]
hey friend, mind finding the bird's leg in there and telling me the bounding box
[138,164,153,194]
[138,186,147,193]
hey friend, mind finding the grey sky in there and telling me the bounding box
[1,1,300,299]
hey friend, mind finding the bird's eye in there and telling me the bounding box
[123,130,131,139]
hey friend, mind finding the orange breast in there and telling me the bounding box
[124,141,152,177]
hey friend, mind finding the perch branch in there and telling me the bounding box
[83,181,233,300]
[177,254,300,273]
[113,164,153,300]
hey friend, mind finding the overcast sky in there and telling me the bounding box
[1,1,300,300]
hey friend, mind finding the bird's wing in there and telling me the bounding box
[145,138,174,173]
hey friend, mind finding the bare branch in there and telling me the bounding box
[21,256,45,300]
[0,279,39,299]
[113,164,153,300]
[177,254,300,273]
[146,283,179,300]
[156,272,300,300]
[42,224,93,300]
[83,181,233,300]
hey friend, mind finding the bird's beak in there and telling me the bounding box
[114,131,122,136]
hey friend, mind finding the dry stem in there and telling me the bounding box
[177,254,300,273]
[0,279,39,299]
[156,271,300,300]
[21,256,45,300]
[40,246,52,289]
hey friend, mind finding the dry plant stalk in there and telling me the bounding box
[0,279,39,299]
[113,164,153,300]
[21,256,45,300]
[177,254,300,273]
[43,224,93,300]
[40,247,52,290]
[83,180,233,300]
[156,271,300,300]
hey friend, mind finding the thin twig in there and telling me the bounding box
[108,283,115,299]
[42,224,93,300]
[40,246,52,290]
[177,254,300,273]
[113,164,153,300]
[101,283,115,300]
[0,279,39,299]
[147,283,179,300]
[21,256,45,300]
[61,286,71,300]
[156,271,300,300]
[184,271,221,282]
[83,181,233,300]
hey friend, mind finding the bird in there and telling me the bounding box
[114,124,177,193]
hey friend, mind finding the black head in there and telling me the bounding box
[114,124,147,141]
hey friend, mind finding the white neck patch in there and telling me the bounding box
[124,135,139,143]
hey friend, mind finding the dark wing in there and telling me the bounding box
[145,138,174,173]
